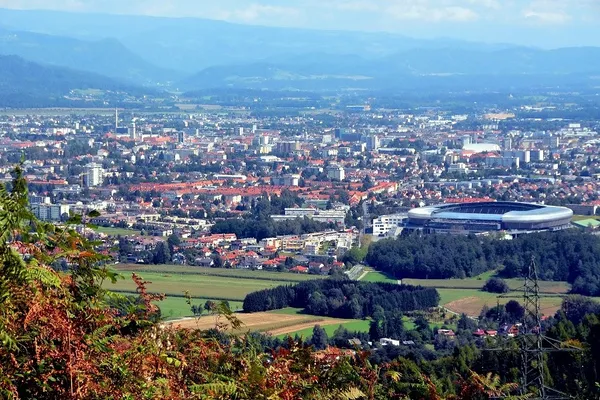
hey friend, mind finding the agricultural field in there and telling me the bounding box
[107,272,277,301]
[397,270,571,317]
[436,288,564,317]
[96,227,141,236]
[115,264,323,282]
[108,265,324,319]
[403,277,571,294]
[156,296,244,320]
[164,312,345,336]
[358,268,398,284]
[276,319,371,340]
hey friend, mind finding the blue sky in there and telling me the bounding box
[0,0,599,47]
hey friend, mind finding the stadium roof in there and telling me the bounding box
[408,201,573,224]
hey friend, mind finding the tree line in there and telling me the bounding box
[211,216,334,241]
[242,279,440,319]
[366,230,600,296]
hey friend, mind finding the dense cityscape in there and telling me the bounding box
[4,104,600,256]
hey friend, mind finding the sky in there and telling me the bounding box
[0,0,599,47]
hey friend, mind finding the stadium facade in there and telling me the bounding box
[405,201,573,235]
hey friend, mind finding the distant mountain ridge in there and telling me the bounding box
[0,7,520,73]
[0,54,149,107]
[181,47,600,92]
[0,28,178,84]
[0,8,599,93]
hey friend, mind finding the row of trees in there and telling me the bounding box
[366,231,600,296]
[243,279,440,319]
[211,216,335,241]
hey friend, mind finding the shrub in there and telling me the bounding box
[482,277,510,294]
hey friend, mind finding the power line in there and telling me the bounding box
[487,256,582,400]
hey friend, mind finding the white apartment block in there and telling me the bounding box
[373,214,407,236]
[84,163,104,187]
[326,165,345,181]
[31,203,70,222]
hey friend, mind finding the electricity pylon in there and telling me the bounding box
[490,256,581,399]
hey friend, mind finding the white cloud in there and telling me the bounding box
[523,10,571,23]
[467,0,501,10]
[386,2,479,22]
[328,1,380,12]
[522,0,572,24]
[0,0,595,28]
[214,4,302,23]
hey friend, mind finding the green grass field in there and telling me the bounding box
[157,296,244,320]
[572,215,600,222]
[403,277,570,294]
[108,266,325,319]
[268,308,305,315]
[107,272,295,301]
[359,269,398,284]
[271,315,448,340]
[115,264,323,283]
[96,227,141,236]
[276,319,371,339]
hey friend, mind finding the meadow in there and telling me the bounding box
[108,264,325,319]
[266,308,452,340]
[115,264,322,282]
[157,296,244,320]
[276,319,371,340]
[96,227,141,236]
[403,277,571,294]
[358,267,398,284]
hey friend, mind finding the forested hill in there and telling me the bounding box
[0,28,177,84]
[366,230,600,296]
[0,55,148,107]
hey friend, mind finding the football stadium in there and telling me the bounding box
[405,201,573,235]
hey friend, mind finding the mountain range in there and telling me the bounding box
[0,7,599,98]
[0,8,509,73]
[182,47,600,92]
[0,28,178,84]
[0,54,150,107]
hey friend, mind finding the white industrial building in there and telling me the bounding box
[271,208,346,225]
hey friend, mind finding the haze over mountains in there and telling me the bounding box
[0,54,145,107]
[0,28,177,84]
[0,7,599,98]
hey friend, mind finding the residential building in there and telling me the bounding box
[31,203,70,222]
[326,165,345,181]
[83,163,104,187]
